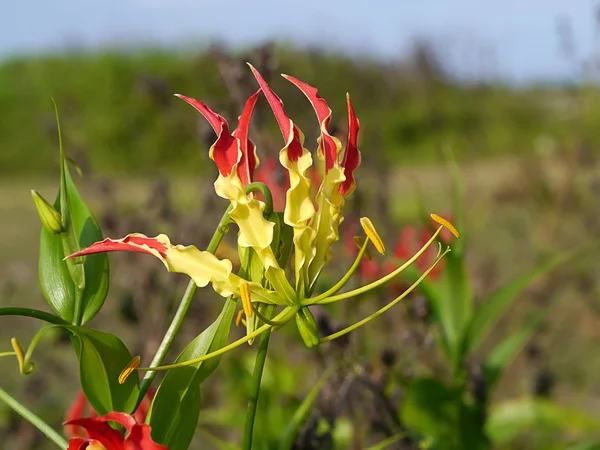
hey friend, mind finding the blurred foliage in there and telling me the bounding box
[0,43,595,176]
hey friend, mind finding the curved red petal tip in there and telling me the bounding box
[232,90,261,185]
[175,94,224,134]
[66,235,168,260]
[339,94,361,197]
[247,64,303,161]
[176,94,239,177]
[283,75,337,171]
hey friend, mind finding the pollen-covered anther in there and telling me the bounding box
[360,217,385,254]
[10,338,32,374]
[240,282,253,318]
[353,236,372,260]
[430,213,460,239]
[118,356,141,384]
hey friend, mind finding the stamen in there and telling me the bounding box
[118,356,140,384]
[430,213,460,239]
[131,307,297,372]
[10,338,29,375]
[321,248,451,343]
[360,217,385,254]
[240,282,253,318]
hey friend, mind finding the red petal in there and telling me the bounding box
[66,235,168,260]
[248,64,304,162]
[339,94,361,197]
[232,90,260,186]
[64,417,124,450]
[67,438,91,450]
[283,75,338,172]
[124,424,169,450]
[176,94,239,177]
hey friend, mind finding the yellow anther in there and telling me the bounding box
[430,213,460,239]
[360,217,385,254]
[235,310,245,327]
[119,356,141,384]
[240,282,253,318]
[353,236,372,260]
[10,338,26,374]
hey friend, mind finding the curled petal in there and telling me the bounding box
[68,233,282,304]
[232,90,261,186]
[68,234,235,297]
[176,94,239,178]
[283,75,340,171]
[248,64,303,162]
[339,94,361,197]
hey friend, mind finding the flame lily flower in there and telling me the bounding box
[67,66,458,373]
[64,412,168,450]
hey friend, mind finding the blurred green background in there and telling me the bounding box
[2,2,600,449]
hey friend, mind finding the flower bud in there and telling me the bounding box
[31,190,63,234]
[295,307,320,348]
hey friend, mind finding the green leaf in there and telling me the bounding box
[483,312,545,389]
[39,226,77,321]
[487,398,600,445]
[67,326,139,415]
[148,298,236,449]
[466,247,585,354]
[64,169,110,324]
[434,249,473,367]
[279,365,334,450]
[37,103,109,325]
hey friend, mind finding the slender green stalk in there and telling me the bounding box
[136,307,296,372]
[242,325,272,450]
[321,251,449,343]
[0,308,70,325]
[135,206,233,409]
[0,386,68,449]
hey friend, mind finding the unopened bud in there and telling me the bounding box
[296,307,320,348]
[31,190,63,234]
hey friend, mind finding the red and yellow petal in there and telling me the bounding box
[283,75,340,172]
[175,94,239,178]
[339,94,361,197]
[248,64,304,162]
[232,90,261,186]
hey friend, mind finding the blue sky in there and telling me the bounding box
[3,0,598,81]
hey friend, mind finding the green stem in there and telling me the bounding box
[0,386,68,449]
[0,308,70,325]
[242,325,272,450]
[135,206,233,410]
[72,288,83,326]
